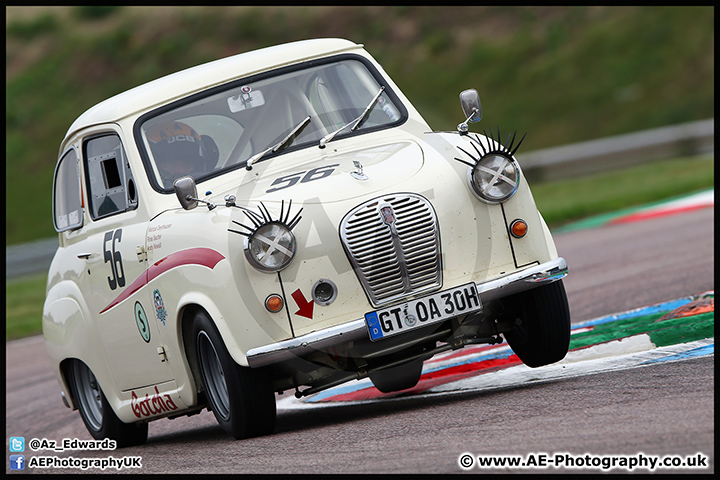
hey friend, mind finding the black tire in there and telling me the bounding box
[68,360,148,448]
[369,357,424,393]
[503,280,571,368]
[192,310,276,439]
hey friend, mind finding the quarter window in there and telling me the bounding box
[84,134,138,220]
[53,149,83,232]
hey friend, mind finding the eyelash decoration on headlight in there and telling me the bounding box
[228,199,303,237]
[453,127,527,167]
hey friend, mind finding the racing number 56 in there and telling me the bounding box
[266,164,339,193]
[104,229,125,290]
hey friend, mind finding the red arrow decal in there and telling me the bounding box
[291,289,314,319]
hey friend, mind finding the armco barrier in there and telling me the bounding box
[517,118,713,182]
[6,237,59,279]
[5,118,714,279]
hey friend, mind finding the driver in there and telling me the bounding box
[146,121,209,189]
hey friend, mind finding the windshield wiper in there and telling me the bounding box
[246,116,311,170]
[319,86,385,149]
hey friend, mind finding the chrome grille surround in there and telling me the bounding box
[340,193,442,307]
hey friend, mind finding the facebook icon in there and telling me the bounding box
[9,455,25,470]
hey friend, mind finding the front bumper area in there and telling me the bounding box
[246,257,568,368]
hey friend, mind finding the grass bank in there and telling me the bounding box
[5,6,714,245]
[532,155,714,227]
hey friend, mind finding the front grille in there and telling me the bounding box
[340,193,442,307]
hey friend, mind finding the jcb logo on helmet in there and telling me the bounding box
[166,134,196,144]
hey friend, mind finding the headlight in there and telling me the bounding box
[244,222,297,272]
[468,153,520,203]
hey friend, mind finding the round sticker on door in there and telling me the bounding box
[135,302,151,343]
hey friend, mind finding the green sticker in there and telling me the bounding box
[135,302,150,343]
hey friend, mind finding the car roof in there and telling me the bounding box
[62,38,363,146]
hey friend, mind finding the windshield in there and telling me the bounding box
[138,57,405,191]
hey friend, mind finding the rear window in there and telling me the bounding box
[53,148,83,232]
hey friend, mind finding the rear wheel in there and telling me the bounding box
[68,360,148,447]
[369,357,424,393]
[192,310,276,439]
[503,280,571,368]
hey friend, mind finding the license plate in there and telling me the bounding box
[364,282,482,341]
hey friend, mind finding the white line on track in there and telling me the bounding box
[277,337,714,411]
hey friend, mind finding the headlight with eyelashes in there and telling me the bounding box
[228,200,302,273]
[454,128,526,204]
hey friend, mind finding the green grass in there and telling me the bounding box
[532,155,715,227]
[6,154,714,341]
[6,273,47,341]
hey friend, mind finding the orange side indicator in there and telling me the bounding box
[510,219,528,238]
[265,294,284,313]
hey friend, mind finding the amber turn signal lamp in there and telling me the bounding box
[265,294,284,313]
[510,219,528,238]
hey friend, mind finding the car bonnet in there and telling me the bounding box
[227,140,424,205]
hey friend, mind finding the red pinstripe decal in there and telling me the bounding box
[99,248,225,314]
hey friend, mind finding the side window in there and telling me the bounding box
[84,134,138,220]
[53,149,83,232]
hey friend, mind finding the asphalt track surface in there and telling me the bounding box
[5,206,714,474]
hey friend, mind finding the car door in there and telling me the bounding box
[78,130,172,391]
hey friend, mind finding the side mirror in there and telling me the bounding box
[458,89,482,133]
[174,176,198,210]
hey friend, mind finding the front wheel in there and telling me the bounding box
[68,360,148,448]
[503,280,571,368]
[192,310,276,439]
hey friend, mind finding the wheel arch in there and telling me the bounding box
[44,281,115,413]
[178,303,205,399]
[175,295,247,408]
[59,357,121,418]
[177,291,249,361]
[59,358,79,410]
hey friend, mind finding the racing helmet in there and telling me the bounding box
[146,121,217,186]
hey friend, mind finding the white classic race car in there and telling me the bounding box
[44,38,570,446]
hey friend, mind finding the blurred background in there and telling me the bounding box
[4,7,714,339]
[6,5,714,245]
